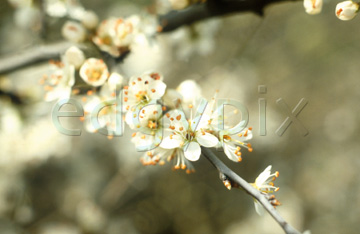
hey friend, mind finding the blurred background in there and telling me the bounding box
[1,0,360,233]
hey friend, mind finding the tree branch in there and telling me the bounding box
[201,147,302,234]
[158,0,298,32]
[0,41,75,75]
[0,0,299,74]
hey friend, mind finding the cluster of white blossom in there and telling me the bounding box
[62,12,157,58]
[7,0,96,30]
[33,0,284,216]
[41,47,255,173]
[303,0,360,21]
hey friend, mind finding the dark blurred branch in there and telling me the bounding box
[158,0,299,32]
[201,147,302,234]
[0,0,300,74]
[0,41,74,74]
[0,89,23,105]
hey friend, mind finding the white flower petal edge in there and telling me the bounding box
[160,135,183,149]
[255,165,272,187]
[254,200,265,216]
[184,141,201,161]
[196,132,219,147]
[147,80,167,100]
[223,143,240,162]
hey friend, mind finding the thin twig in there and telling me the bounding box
[201,147,302,234]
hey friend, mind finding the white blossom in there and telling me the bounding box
[79,58,109,87]
[45,0,67,17]
[336,1,359,20]
[82,73,124,135]
[303,0,323,15]
[62,21,87,43]
[176,79,202,104]
[129,104,164,150]
[93,17,138,57]
[64,46,85,69]
[251,165,280,215]
[220,128,253,162]
[81,10,99,30]
[93,15,157,57]
[161,109,219,161]
[43,60,75,102]
[123,72,166,112]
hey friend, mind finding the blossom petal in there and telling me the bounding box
[255,165,272,187]
[197,132,219,147]
[254,201,265,216]
[160,135,182,149]
[223,143,239,162]
[184,142,201,161]
[147,80,167,100]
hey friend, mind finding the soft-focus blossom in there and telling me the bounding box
[161,109,218,161]
[169,0,190,10]
[14,6,41,30]
[101,72,124,96]
[335,1,359,20]
[82,73,123,135]
[93,15,157,57]
[64,46,85,69]
[81,10,99,29]
[79,58,109,87]
[170,18,220,60]
[303,0,323,15]
[45,0,85,19]
[42,60,75,102]
[93,17,138,57]
[45,0,67,17]
[251,165,280,215]
[176,79,202,104]
[62,21,87,43]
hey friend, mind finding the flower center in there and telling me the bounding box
[147,120,157,129]
[185,131,195,141]
[135,91,148,102]
[87,69,103,82]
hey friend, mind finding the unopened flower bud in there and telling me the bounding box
[335,1,359,20]
[62,21,87,43]
[64,46,85,69]
[303,0,323,15]
[81,10,99,30]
